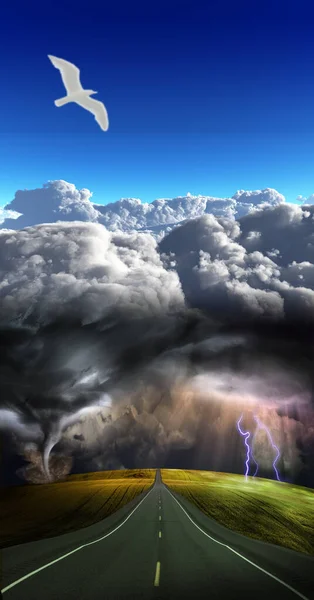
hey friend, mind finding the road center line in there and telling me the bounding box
[154,561,161,586]
[1,484,156,594]
[159,515,162,521]
[165,487,310,600]
[159,531,162,538]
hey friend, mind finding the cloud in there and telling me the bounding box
[1,181,101,230]
[0,180,285,233]
[1,311,314,483]
[0,219,184,480]
[16,446,73,484]
[296,193,314,205]
[0,206,21,226]
[158,204,314,321]
[1,198,314,485]
[0,221,184,325]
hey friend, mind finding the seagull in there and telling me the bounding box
[48,55,109,131]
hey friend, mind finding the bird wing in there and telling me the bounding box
[48,55,82,94]
[75,96,109,131]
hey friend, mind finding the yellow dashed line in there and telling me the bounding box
[154,561,161,586]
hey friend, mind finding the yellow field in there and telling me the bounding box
[0,469,155,548]
[66,468,156,481]
[161,469,314,555]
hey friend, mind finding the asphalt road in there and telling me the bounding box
[1,469,314,600]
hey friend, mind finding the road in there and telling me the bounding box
[1,469,314,600]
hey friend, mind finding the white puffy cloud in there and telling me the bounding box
[0,206,21,225]
[3,199,314,326]
[1,180,102,230]
[296,193,314,205]
[0,180,285,233]
[0,221,184,325]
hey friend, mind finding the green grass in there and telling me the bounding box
[161,469,314,555]
[0,469,155,548]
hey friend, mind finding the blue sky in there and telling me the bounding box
[1,0,314,207]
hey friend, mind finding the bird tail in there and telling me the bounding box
[54,95,71,107]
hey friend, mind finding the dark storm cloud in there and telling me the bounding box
[1,204,314,483]
[1,309,314,482]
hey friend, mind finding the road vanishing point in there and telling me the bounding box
[1,470,314,600]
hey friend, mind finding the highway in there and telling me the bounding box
[1,469,314,600]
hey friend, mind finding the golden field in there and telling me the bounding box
[0,469,156,548]
[161,469,314,555]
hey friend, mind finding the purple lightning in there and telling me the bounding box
[236,414,251,481]
[253,415,281,481]
[251,446,259,477]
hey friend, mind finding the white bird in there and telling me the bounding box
[48,55,109,131]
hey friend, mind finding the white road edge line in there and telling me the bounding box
[1,484,156,594]
[165,487,310,600]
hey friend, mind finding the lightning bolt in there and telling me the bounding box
[236,414,251,482]
[253,415,281,482]
[251,445,259,477]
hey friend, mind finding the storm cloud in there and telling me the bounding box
[159,203,314,321]
[1,196,314,486]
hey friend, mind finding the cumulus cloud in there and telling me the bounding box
[296,193,314,205]
[0,206,21,226]
[1,181,101,230]
[0,180,285,233]
[158,204,314,321]
[0,221,184,325]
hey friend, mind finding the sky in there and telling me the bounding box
[1,0,314,206]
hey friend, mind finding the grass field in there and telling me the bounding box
[0,469,156,549]
[161,469,314,555]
